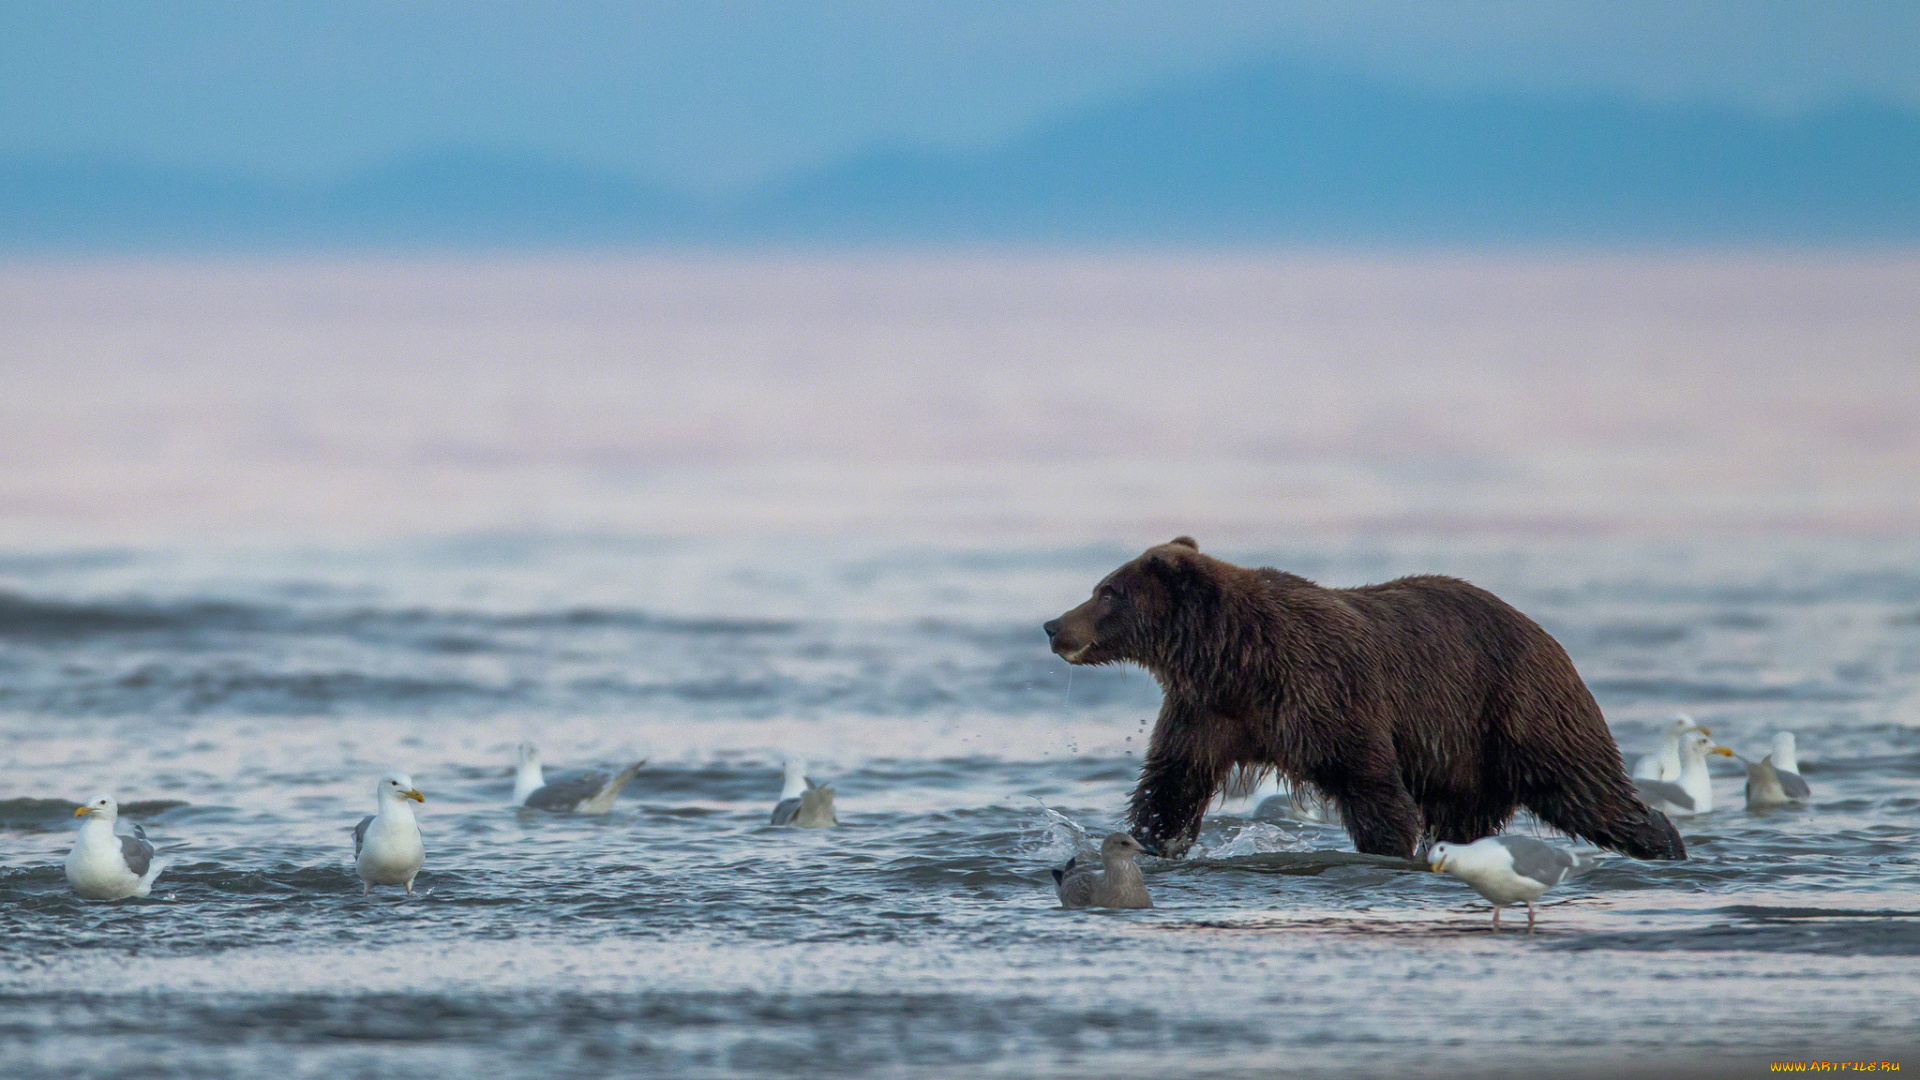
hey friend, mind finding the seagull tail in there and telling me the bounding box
[606,759,647,797]
[1564,848,1606,878]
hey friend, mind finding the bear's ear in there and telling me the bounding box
[1143,543,1198,582]
[1168,536,1198,550]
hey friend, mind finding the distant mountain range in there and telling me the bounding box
[7,62,1919,248]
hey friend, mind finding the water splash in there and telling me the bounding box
[1191,821,1316,859]
[1026,802,1096,864]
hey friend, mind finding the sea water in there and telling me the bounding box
[2,535,1918,1078]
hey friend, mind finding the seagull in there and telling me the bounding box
[65,794,163,900]
[353,771,426,896]
[1052,832,1157,909]
[770,759,837,827]
[513,742,647,814]
[1743,733,1810,810]
[1429,835,1598,932]
[1632,714,1709,782]
[1633,729,1734,816]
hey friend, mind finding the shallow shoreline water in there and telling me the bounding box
[2,534,1918,1077]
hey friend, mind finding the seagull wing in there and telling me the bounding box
[771,797,802,825]
[352,815,374,858]
[522,770,609,812]
[119,829,155,877]
[1633,778,1694,812]
[1776,769,1811,800]
[1056,864,1099,908]
[1495,835,1577,887]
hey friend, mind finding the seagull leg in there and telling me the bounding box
[1526,902,1537,934]
[405,876,415,897]
[1491,906,1501,931]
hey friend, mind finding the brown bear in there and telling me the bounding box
[1043,537,1686,862]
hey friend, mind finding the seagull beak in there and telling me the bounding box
[1711,746,1736,757]
[1138,840,1162,857]
[1430,857,1446,872]
[74,806,92,817]
[1698,726,1711,735]
[405,788,425,803]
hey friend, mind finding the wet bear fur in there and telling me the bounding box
[1043,538,1685,862]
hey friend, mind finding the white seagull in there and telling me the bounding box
[1632,714,1709,782]
[353,771,426,895]
[1744,732,1810,810]
[1429,835,1598,932]
[770,759,837,827]
[1052,832,1157,909]
[1633,729,1734,816]
[65,794,163,900]
[513,742,647,814]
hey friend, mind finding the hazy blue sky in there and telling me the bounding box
[4,1,1918,190]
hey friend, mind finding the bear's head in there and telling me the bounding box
[1044,536,1210,667]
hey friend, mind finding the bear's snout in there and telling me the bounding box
[1045,604,1099,662]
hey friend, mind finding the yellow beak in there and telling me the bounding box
[74,805,92,817]
[1431,857,1447,873]
[1711,746,1736,757]
[405,788,425,803]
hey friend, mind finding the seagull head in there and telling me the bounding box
[780,758,809,800]
[516,742,541,767]
[1672,713,1709,737]
[1102,832,1158,860]
[1772,731,1798,763]
[1428,842,1457,874]
[1679,729,1733,763]
[74,793,119,822]
[378,771,425,804]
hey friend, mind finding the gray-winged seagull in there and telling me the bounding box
[1633,729,1733,816]
[513,742,646,814]
[1429,835,1598,932]
[354,771,426,895]
[770,759,837,827]
[66,794,163,900]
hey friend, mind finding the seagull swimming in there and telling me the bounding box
[1633,729,1734,816]
[770,759,837,827]
[65,794,163,900]
[1052,832,1157,909]
[1429,835,1598,932]
[1632,714,1709,782]
[513,742,647,814]
[1744,733,1810,810]
[353,771,426,896]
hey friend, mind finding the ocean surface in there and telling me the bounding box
[3,534,1918,1078]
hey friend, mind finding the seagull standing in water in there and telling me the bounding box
[66,794,163,900]
[513,742,647,814]
[1052,832,1157,909]
[1632,714,1709,782]
[1743,732,1811,810]
[770,759,838,827]
[1633,729,1734,816]
[354,772,426,896]
[1429,836,1598,932]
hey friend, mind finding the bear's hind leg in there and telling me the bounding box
[1524,782,1687,860]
